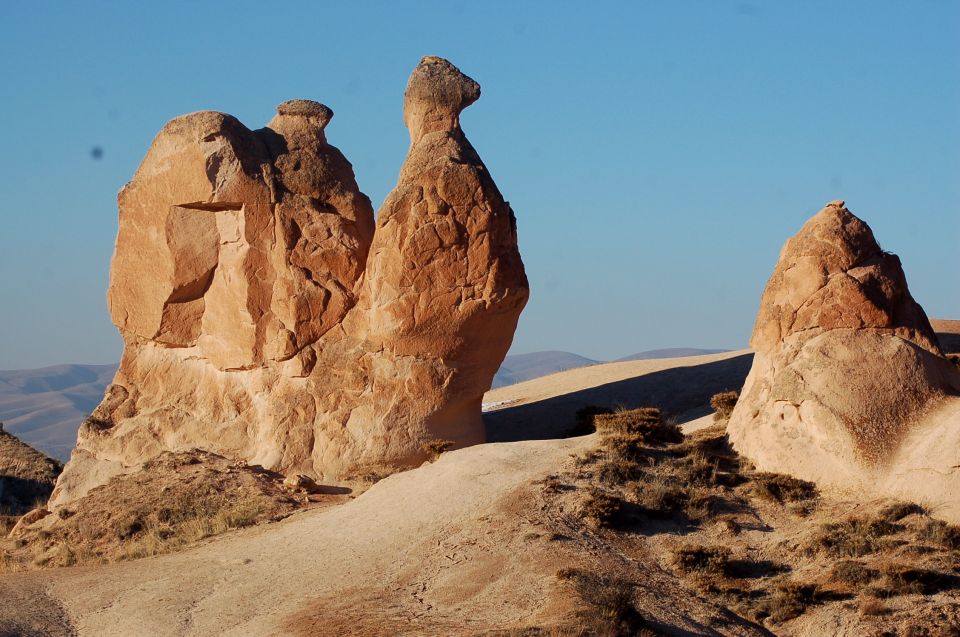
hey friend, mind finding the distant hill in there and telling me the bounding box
[492,347,733,389]
[3,348,735,455]
[0,423,63,514]
[492,351,598,389]
[931,318,960,354]
[615,348,730,362]
[0,364,117,461]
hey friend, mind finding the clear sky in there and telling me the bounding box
[1,1,958,369]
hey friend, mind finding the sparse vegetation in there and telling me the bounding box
[548,403,960,631]
[806,515,902,557]
[580,490,622,529]
[750,581,824,623]
[917,518,960,550]
[752,472,818,507]
[709,391,739,421]
[594,408,682,446]
[556,568,649,636]
[0,451,310,573]
[671,544,732,576]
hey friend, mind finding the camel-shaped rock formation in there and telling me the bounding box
[728,201,960,519]
[51,56,528,507]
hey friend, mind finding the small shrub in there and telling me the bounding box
[581,491,622,529]
[676,451,717,486]
[629,478,688,518]
[682,487,716,522]
[749,581,823,623]
[594,408,682,446]
[830,560,879,586]
[869,564,960,597]
[752,472,818,505]
[556,568,648,636]
[878,502,926,523]
[917,518,960,551]
[422,438,455,461]
[671,544,732,575]
[602,434,647,463]
[710,391,739,421]
[807,516,900,557]
[571,406,613,436]
[597,458,644,485]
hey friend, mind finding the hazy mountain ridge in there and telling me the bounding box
[0,364,118,461]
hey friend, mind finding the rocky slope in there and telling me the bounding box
[0,423,62,517]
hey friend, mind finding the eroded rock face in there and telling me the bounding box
[51,57,528,507]
[728,202,960,516]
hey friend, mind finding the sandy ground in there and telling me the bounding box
[484,349,752,441]
[0,352,763,636]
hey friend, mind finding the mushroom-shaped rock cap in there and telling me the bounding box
[275,99,333,128]
[403,56,481,140]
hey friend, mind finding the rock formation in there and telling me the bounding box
[728,201,960,518]
[0,423,63,515]
[50,56,528,508]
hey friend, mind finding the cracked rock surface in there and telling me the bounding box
[50,56,528,508]
[728,201,960,519]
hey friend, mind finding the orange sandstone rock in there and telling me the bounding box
[51,57,527,507]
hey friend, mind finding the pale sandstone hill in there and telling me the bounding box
[728,201,960,520]
[932,318,960,354]
[51,56,527,510]
[484,349,753,441]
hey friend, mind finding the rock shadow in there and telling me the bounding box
[484,353,753,442]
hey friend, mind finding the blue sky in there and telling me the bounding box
[1,1,958,369]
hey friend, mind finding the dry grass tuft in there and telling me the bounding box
[752,581,823,623]
[829,560,879,586]
[422,439,456,461]
[580,490,622,529]
[917,518,960,550]
[709,391,739,421]
[671,544,732,576]
[556,568,648,636]
[751,472,818,506]
[806,516,901,558]
[594,408,682,446]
